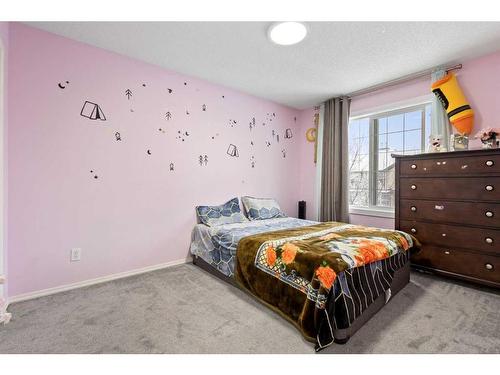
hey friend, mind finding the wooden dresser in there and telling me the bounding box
[393,149,500,288]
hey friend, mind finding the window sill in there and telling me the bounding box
[349,207,395,219]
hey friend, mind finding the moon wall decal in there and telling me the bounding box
[57,81,69,89]
[306,128,317,142]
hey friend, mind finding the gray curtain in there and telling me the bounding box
[320,97,350,223]
[431,69,452,150]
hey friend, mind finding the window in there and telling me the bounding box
[349,103,432,213]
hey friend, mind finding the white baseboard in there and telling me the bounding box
[8,256,192,304]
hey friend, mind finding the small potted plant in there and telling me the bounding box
[474,128,500,149]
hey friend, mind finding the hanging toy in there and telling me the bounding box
[431,73,474,135]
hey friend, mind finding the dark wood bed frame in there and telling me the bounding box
[192,254,411,345]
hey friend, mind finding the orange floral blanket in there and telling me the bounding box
[234,222,417,348]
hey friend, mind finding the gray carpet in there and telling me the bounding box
[0,263,499,354]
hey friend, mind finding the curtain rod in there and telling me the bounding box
[345,63,462,99]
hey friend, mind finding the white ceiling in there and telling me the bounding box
[26,22,500,109]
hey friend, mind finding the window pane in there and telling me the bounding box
[405,110,422,131]
[349,119,360,139]
[358,118,370,138]
[387,131,404,153]
[376,165,395,209]
[404,129,422,152]
[378,132,387,150]
[425,104,432,148]
[378,150,388,171]
[348,104,432,211]
[378,117,387,134]
[387,114,404,133]
[349,117,370,208]
[349,171,369,207]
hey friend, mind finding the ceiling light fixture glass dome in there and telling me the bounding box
[268,22,307,46]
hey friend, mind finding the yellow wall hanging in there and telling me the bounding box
[431,73,474,135]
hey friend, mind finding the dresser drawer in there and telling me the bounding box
[400,154,500,176]
[400,199,500,227]
[412,245,500,284]
[400,177,500,201]
[400,220,500,254]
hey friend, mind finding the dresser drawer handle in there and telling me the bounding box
[411,164,417,170]
[486,211,494,218]
[485,237,494,244]
[410,206,417,212]
[485,263,494,271]
[442,233,447,237]
[486,185,494,191]
[411,185,417,190]
[434,205,444,210]
[444,250,450,255]
[410,228,417,233]
[485,160,494,167]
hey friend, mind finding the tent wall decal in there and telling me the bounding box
[80,101,107,121]
[227,144,239,157]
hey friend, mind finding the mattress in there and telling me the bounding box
[189,217,317,277]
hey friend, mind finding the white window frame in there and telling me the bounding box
[349,95,433,218]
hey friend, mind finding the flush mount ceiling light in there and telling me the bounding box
[268,22,307,46]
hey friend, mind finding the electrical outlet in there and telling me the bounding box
[70,248,81,262]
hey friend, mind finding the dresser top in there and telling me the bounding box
[392,148,500,160]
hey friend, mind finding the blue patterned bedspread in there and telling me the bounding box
[190,217,317,276]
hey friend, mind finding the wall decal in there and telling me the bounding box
[184,82,187,86]
[199,155,208,166]
[142,83,146,87]
[202,104,207,112]
[186,110,190,115]
[147,149,152,155]
[130,109,134,113]
[265,141,271,147]
[276,134,280,143]
[227,144,239,157]
[282,149,287,158]
[285,128,293,139]
[249,117,256,131]
[169,163,174,171]
[165,111,172,120]
[80,101,106,121]
[158,128,166,134]
[125,89,133,100]
[222,95,225,99]
[57,81,69,89]
[90,170,98,179]
[272,130,275,137]
[115,132,122,141]
[229,119,237,128]
[294,116,297,123]
[250,155,255,168]
[250,141,254,146]
[168,88,173,94]
[176,130,190,141]
[211,133,220,140]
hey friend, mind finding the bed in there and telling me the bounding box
[190,216,417,351]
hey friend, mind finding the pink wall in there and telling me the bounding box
[300,49,500,229]
[0,22,9,300]
[7,24,302,297]
[297,107,318,221]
